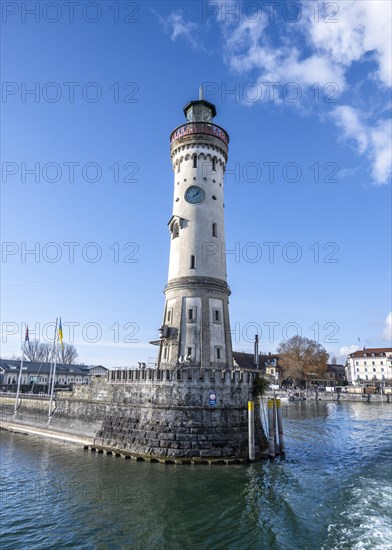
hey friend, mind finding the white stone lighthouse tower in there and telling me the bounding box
[156,93,233,370]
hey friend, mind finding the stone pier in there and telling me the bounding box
[1,368,267,462]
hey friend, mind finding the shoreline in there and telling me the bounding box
[263,390,390,402]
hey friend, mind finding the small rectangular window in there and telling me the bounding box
[187,307,196,322]
[193,155,197,168]
[190,255,196,269]
[217,348,221,360]
[167,310,172,323]
[212,223,217,237]
[187,347,192,358]
[213,309,221,323]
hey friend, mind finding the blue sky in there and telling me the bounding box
[1,0,391,366]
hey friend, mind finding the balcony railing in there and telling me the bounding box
[170,122,229,146]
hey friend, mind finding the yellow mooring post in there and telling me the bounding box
[267,399,275,458]
[276,398,285,454]
[248,400,255,461]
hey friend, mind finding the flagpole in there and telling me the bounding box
[14,327,27,416]
[48,322,56,396]
[48,318,58,418]
[48,319,57,395]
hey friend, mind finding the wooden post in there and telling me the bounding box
[276,398,285,454]
[248,401,255,461]
[267,399,275,458]
[273,398,278,451]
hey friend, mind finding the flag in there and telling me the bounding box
[25,325,29,343]
[58,318,64,349]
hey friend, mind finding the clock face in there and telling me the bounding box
[184,186,205,204]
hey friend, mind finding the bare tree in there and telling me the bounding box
[23,340,78,365]
[330,354,338,364]
[58,343,78,365]
[277,336,329,386]
[37,343,52,363]
[24,340,42,362]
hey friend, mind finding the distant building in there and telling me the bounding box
[232,351,256,370]
[306,364,346,388]
[81,365,109,377]
[232,352,347,387]
[263,354,282,382]
[232,351,283,381]
[346,348,392,385]
[0,359,90,390]
[326,364,346,384]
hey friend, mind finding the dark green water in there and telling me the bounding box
[1,401,391,549]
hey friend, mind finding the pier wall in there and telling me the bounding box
[0,368,267,460]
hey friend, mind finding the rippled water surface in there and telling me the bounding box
[1,401,391,549]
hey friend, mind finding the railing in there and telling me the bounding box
[170,122,229,146]
[108,367,255,384]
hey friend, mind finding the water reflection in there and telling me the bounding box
[1,401,391,550]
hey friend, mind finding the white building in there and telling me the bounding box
[152,93,233,369]
[81,365,109,377]
[346,348,392,385]
[0,359,90,387]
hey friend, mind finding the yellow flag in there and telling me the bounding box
[58,317,64,349]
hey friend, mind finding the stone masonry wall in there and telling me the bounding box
[1,369,267,460]
[77,369,266,459]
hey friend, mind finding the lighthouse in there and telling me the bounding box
[96,94,267,461]
[157,92,234,370]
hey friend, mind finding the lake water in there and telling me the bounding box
[1,401,391,549]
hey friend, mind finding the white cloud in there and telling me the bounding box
[383,312,392,342]
[303,0,392,88]
[220,11,346,90]
[332,105,368,153]
[209,0,392,185]
[339,345,360,357]
[153,10,202,51]
[332,106,391,184]
[369,120,392,184]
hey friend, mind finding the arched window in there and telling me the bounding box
[190,255,196,269]
[212,223,217,237]
[193,155,198,168]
